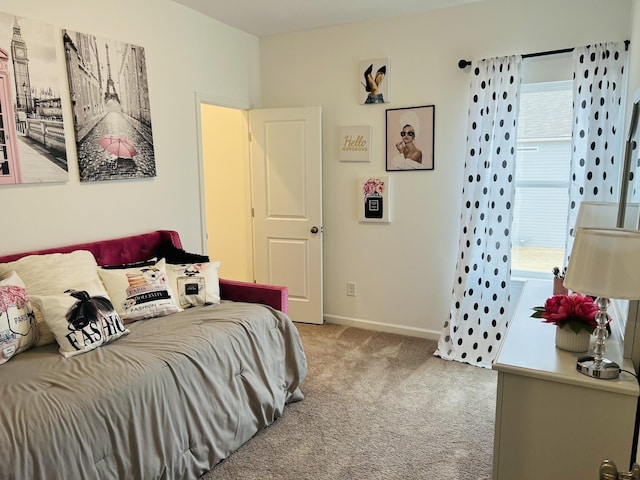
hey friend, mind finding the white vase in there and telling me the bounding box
[555,326,591,352]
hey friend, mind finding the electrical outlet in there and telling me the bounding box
[347,282,357,296]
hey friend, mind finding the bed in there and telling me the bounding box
[0,230,307,479]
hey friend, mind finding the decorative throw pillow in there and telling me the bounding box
[156,242,210,264]
[101,258,157,270]
[98,258,181,323]
[0,272,39,364]
[165,261,221,307]
[0,250,108,347]
[30,290,128,358]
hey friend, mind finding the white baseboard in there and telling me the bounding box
[323,314,440,341]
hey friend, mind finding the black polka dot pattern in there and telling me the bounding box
[564,42,627,264]
[435,55,522,369]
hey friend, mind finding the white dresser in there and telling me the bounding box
[492,279,640,480]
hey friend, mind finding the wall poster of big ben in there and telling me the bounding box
[62,29,156,182]
[0,12,69,185]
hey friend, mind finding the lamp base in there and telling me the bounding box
[576,355,620,379]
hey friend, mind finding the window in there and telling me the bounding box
[511,80,573,278]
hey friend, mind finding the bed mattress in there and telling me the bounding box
[0,301,307,479]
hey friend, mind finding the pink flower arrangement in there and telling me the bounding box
[0,285,29,312]
[531,293,603,334]
[363,178,385,196]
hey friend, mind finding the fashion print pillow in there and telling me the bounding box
[30,290,128,358]
[0,271,39,364]
[98,258,181,323]
[165,261,221,308]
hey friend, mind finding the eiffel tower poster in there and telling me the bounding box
[62,29,156,182]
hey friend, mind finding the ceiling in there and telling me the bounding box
[171,0,483,37]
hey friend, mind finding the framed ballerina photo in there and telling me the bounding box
[386,105,435,171]
[359,58,389,105]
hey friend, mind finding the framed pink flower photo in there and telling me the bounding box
[358,176,391,223]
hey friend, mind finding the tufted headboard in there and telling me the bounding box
[0,230,288,313]
[0,230,183,266]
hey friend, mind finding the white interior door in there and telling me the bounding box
[249,106,323,324]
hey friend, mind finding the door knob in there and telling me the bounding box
[310,226,319,234]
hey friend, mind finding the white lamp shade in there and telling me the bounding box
[574,201,640,230]
[564,228,640,300]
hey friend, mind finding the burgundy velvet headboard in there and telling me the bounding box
[0,230,182,266]
[0,230,289,313]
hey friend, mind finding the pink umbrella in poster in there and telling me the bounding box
[99,134,137,159]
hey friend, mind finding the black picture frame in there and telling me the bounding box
[385,105,435,171]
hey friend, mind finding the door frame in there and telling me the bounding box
[194,95,324,324]
[194,92,251,255]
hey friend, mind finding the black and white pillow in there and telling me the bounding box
[166,261,221,307]
[30,290,128,358]
[98,258,181,323]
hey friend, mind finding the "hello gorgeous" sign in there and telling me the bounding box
[339,125,371,162]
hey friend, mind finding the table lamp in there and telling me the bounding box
[574,201,639,230]
[564,227,640,379]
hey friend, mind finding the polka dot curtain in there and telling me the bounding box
[435,56,522,368]
[563,42,628,264]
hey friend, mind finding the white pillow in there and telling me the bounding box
[0,271,39,364]
[30,291,128,358]
[0,250,108,346]
[165,261,221,307]
[98,258,181,323]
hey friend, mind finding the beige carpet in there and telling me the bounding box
[202,323,497,480]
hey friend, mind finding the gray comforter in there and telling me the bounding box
[0,302,307,479]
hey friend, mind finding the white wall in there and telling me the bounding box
[629,1,640,114]
[3,0,636,340]
[259,0,634,338]
[0,0,260,255]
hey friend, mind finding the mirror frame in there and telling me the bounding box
[621,99,640,366]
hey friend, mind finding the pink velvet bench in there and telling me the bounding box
[0,230,288,313]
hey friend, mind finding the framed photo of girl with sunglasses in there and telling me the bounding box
[385,105,435,171]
